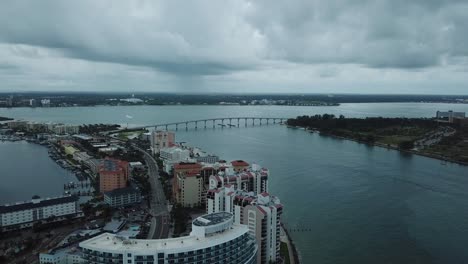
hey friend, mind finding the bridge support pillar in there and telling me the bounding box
[165,125,168,130]
[237,118,240,127]
[229,118,232,127]
[175,124,178,131]
[204,120,207,129]
[185,122,188,130]
[195,121,198,130]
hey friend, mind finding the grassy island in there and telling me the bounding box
[287,114,468,164]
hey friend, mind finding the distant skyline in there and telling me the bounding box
[1,1,468,94]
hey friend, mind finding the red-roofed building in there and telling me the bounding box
[231,160,249,172]
[172,162,204,207]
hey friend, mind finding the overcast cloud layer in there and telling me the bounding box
[0,0,467,94]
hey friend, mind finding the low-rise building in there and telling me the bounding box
[39,247,83,264]
[0,195,82,232]
[104,187,141,208]
[64,145,79,156]
[129,161,144,170]
[26,121,46,132]
[7,120,28,130]
[54,125,80,135]
[84,158,102,176]
[73,151,92,163]
[79,212,257,264]
[436,110,466,122]
[196,154,220,164]
[98,146,119,154]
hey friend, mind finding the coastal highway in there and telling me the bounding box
[132,145,170,239]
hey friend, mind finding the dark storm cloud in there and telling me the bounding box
[247,0,468,69]
[0,0,468,94]
[1,0,468,74]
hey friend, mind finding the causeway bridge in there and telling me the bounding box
[129,117,290,131]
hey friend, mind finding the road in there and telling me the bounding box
[133,145,170,239]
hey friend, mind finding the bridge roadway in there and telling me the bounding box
[128,117,289,131]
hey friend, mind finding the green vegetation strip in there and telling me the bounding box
[281,242,291,264]
[288,114,468,164]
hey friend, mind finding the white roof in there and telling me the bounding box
[80,223,248,254]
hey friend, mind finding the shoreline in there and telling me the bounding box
[281,223,301,264]
[306,129,468,167]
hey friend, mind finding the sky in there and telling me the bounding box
[0,0,468,94]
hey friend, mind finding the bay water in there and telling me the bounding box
[1,103,468,263]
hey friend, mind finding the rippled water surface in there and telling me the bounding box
[1,103,468,263]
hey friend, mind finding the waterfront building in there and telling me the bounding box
[208,163,269,195]
[173,161,268,207]
[26,121,46,132]
[192,148,220,164]
[64,145,80,156]
[99,158,129,193]
[41,99,51,107]
[79,212,257,264]
[6,120,28,130]
[231,160,250,172]
[436,110,466,122]
[104,186,141,208]
[83,158,102,176]
[29,99,37,107]
[54,124,80,135]
[160,146,192,173]
[207,187,282,264]
[150,131,175,155]
[196,154,220,164]
[0,195,82,232]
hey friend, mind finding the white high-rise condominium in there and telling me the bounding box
[207,186,283,264]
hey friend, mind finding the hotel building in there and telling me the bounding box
[79,212,258,264]
[150,131,175,155]
[173,163,204,207]
[99,158,129,193]
[0,195,82,232]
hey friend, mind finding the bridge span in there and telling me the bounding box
[129,117,289,131]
